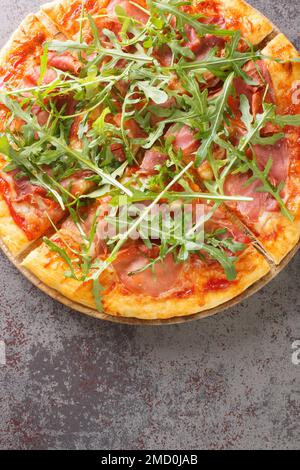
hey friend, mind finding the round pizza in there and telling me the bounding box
[0,0,299,320]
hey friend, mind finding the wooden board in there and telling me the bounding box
[0,0,298,324]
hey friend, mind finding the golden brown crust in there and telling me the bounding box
[22,230,270,320]
[221,0,274,45]
[103,247,270,319]
[255,213,300,265]
[262,33,300,108]
[0,199,32,256]
[0,14,60,83]
[40,0,108,39]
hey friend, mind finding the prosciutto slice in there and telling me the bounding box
[0,171,63,240]
[107,0,149,24]
[24,52,80,88]
[166,124,200,157]
[31,105,50,126]
[224,174,278,222]
[62,200,110,257]
[0,168,96,240]
[113,245,182,297]
[140,150,167,174]
[47,52,81,75]
[253,138,289,185]
[24,66,57,87]
[232,60,275,117]
[194,35,225,60]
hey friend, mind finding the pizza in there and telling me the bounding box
[0,0,299,320]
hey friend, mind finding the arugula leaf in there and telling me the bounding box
[43,237,78,279]
[0,135,10,157]
[195,72,234,166]
[136,81,168,104]
[239,95,285,145]
[152,0,235,37]
[201,244,237,281]
[92,279,104,312]
[273,114,300,127]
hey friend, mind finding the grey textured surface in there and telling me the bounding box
[0,0,299,450]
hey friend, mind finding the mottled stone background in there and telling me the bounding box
[0,0,299,450]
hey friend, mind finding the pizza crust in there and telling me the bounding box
[256,212,300,265]
[0,14,42,66]
[221,0,274,45]
[22,231,270,320]
[0,13,63,82]
[0,198,32,256]
[262,33,300,108]
[40,0,108,39]
[103,247,270,319]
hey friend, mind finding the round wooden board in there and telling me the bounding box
[0,1,299,325]
[1,236,299,325]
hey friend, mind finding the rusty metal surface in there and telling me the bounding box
[0,0,299,450]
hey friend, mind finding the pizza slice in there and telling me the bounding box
[0,14,63,255]
[22,193,270,319]
[215,34,300,264]
[0,13,94,255]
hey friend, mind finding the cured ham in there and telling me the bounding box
[0,168,96,240]
[166,125,200,157]
[107,0,149,24]
[224,174,278,222]
[23,66,57,87]
[232,60,275,117]
[253,139,289,185]
[0,171,63,240]
[140,149,167,174]
[184,25,225,59]
[154,44,173,67]
[196,35,225,59]
[31,105,50,126]
[23,53,80,88]
[114,114,146,140]
[61,170,95,196]
[113,245,182,297]
[61,200,110,257]
[47,51,81,74]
